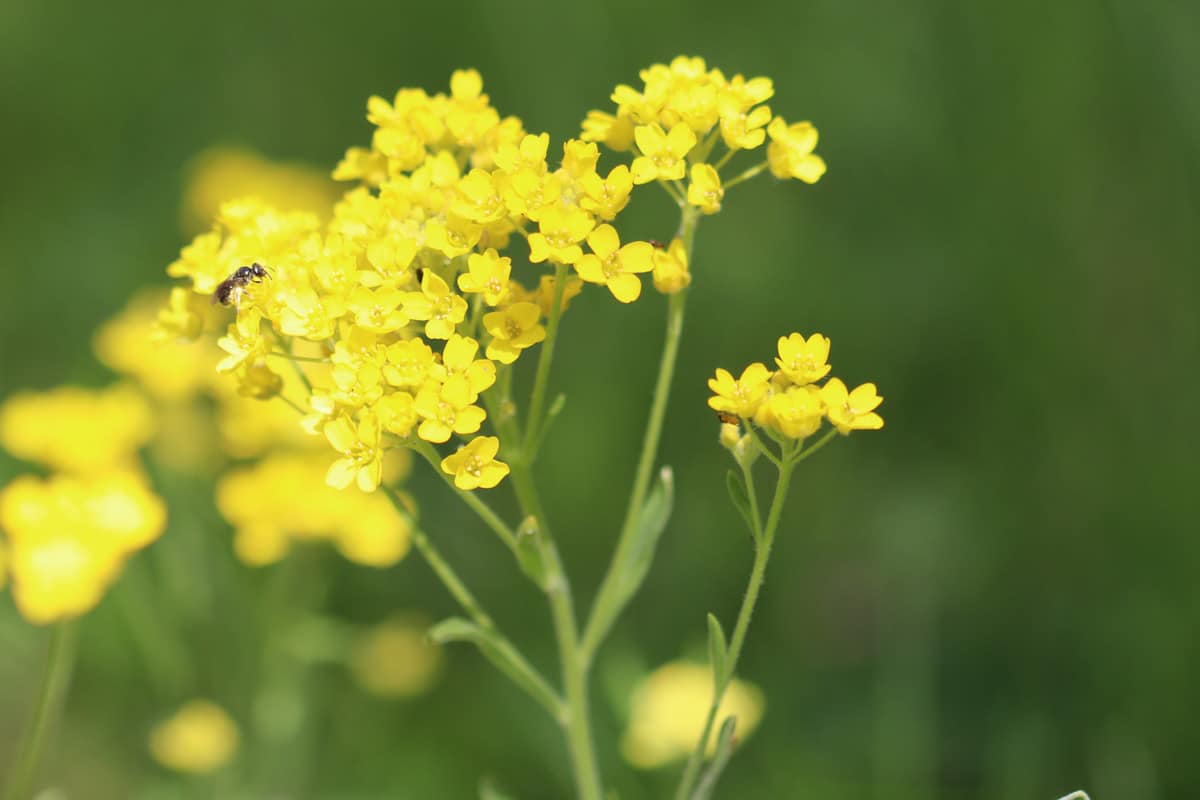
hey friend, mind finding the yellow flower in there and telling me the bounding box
[347,286,409,333]
[482,302,546,364]
[350,614,444,698]
[719,104,773,151]
[707,363,772,418]
[0,470,166,624]
[401,271,468,340]
[757,385,824,440]
[384,338,437,388]
[621,661,764,769]
[0,384,154,474]
[217,452,411,566]
[580,110,636,151]
[532,273,584,317]
[820,379,884,434]
[575,225,655,303]
[148,700,239,774]
[375,390,419,438]
[631,123,697,184]
[686,163,723,215]
[527,205,595,264]
[324,414,384,491]
[651,238,691,295]
[766,118,827,184]
[775,332,832,386]
[440,436,510,490]
[579,164,634,221]
[437,335,497,398]
[413,376,488,443]
[457,248,512,306]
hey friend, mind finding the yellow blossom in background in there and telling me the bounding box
[621,661,764,770]
[216,452,412,566]
[148,700,239,774]
[821,378,885,434]
[440,436,509,490]
[350,614,445,698]
[0,470,166,624]
[181,146,339,232]
[766,118,827,184]
[0,384,154,474]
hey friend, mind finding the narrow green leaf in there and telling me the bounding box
[429,617,563,719]
[546,392,567,420]
[691,715,738,800]
[514,516,550,590]
[725,469,755,536]
[478,776,519,800]
[586,467,675,650]
[706,613,728,688]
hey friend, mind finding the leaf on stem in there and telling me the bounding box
[479,776,520,800]
[706,613,728,690]
[429,617,564,720]
[514,516,551,590]
[725,470,755,537]
[691,715,738,800]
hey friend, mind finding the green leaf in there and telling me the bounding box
[706,613,728,689]
[514,516,550,590]
[429,617,563,719]
[478,776,519,800]
[585,467,675,651]
[691,715,738,800]
[726,469,755,536]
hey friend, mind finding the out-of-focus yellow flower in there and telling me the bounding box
[350,614,444,698]
[686,164,723,215]
[0,384,154,474]
[324,413,384,492]
[182,146,340,232]
[651,238,691,295]
[707,364,772,419]
[95,289,221,400]
[766,118,826,184]
[217,452,411,566]
[148,700,239,774]
[621,661,764,770]
[440,436,509,490]
[0,470,166,624]
[820,379,885,434]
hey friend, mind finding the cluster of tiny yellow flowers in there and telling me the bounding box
[621,661,764,770]
[0,386,166,624]
[148,700,240,775]
[709,332,884,447]
[161,57,825,495]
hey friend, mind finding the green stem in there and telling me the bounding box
[411,440,517,554]
[2,622,79,800]
[675,459,794,800]
[581,206,700,664]
[793,428,839,465]
[523,262,568,458]
[508,464,602,800]
[722,161,769,190]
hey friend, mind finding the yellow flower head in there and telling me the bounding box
[324,413,384,491]
[707,363,773,419]
[820,378,885,434]
[457,248,513,306]
[651,238,691,295]
[775,332,832,386]
[686,163,724,215]
[0,470,166,624]
[575,225,655,303]
[148,700,239,775]
[757,385,825,440]
[0,384,154,474]
[401,271,468,341]
[440,436,510,490]
[350,614,444,698]
[414,375,488,444]
[631,123,697,185]
[767,118,827,184]
[483,302,546,364]
[622,661,764,769]
[528,205,595,265]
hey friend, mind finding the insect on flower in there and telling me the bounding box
[213,262,269,307]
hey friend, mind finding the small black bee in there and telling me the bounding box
[214,262,269,306]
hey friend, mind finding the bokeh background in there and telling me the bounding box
[2,0,1197,797]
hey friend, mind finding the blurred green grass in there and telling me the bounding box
[2,0,1198,797]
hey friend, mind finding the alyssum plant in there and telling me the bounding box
[3,56,884,798]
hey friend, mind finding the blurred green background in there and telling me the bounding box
[2,0,1197,797]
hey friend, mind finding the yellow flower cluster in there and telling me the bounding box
[0,385,166,624]
[216,451,413,566]
[709,332,884,441]
[148,699,240,775]
[621,661,764,770]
